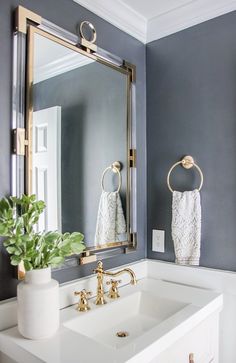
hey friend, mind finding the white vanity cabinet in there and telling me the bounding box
[150,312,219,363]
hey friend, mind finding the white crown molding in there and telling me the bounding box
[73,0,236,44]
[147,0,236,43]
[73,0,147,43]
[34,52,94,83]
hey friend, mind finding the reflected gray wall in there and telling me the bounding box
[147,11,236,271]
[0,0,146,300]
[34,62,127,245]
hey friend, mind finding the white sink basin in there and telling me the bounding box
[0,276,223,363]
[64,287,188,349]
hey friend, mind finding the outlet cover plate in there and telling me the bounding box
[152,229,165,253]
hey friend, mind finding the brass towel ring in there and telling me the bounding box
[101,162,122,193]
[167,156,203,193]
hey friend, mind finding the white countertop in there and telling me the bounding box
[0,276,223,363]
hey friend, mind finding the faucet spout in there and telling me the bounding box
[103,268,137,285]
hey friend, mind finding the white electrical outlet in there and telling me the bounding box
[152,229,165,253]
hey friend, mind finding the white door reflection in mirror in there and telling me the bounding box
[32,106,61,232]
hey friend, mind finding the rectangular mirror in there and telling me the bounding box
[12,17,137,264]
[29,28,128,247]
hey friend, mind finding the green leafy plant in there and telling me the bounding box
[0,194,85,270]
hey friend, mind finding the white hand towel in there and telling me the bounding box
[172,189,201,265]
[95,191,126,246]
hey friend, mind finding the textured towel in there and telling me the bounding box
[95,191,126,246]
[172,189,201,265]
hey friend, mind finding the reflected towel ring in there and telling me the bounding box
[101,162,122,193]
[167,155,203,193]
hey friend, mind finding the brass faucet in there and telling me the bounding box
[93,261,137,305]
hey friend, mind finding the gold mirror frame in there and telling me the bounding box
[13,6,137,276]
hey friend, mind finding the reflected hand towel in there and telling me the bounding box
[172,189,201,265]
[95,191,126,246]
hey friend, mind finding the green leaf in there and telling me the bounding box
[10,256,21,266]
[26,239,35,250]
[0,223,8,235]
[0,198,11,214]
[34,255,42,267]
[58,238,71,248]
[44,232,60,244]
[70,242,85,254]
[60,245,72,256]
[23,260,33,271]
[48,256,64,267]
[3,237,17,247]
[6,246,18,254]
[70,232,84,242]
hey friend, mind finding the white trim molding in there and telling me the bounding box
[34,53,94,83]
[73,0,147,43]
[73,0,236,44]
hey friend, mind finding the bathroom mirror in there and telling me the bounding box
[30,29,128,245]
[13,7,137,267]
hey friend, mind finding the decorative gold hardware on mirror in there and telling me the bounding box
[74,289,92,312]
[124,61,136,83]
[12,128,28,156]
[106,279,121,299]
[80,21,97,43]
[15,5,41,34]
[79,21,97,52]
[79,250,97,265]
[79,241,129,265]
[93,261,137,305]
[129,232,137,247]
[167,155,204,193]
[129,149,137,168]
[189,353,195,363]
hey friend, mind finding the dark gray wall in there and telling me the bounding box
[147,11,236,271]
[34,61,127,244]
[0,0,146,300]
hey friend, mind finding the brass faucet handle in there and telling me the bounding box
[106,279,122,286]
[74,289,92,297]
[106,279,122,299]
[74,289,92,312]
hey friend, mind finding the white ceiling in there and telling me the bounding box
[73,0,236,43]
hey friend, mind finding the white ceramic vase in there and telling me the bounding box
[17,267,59,340]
